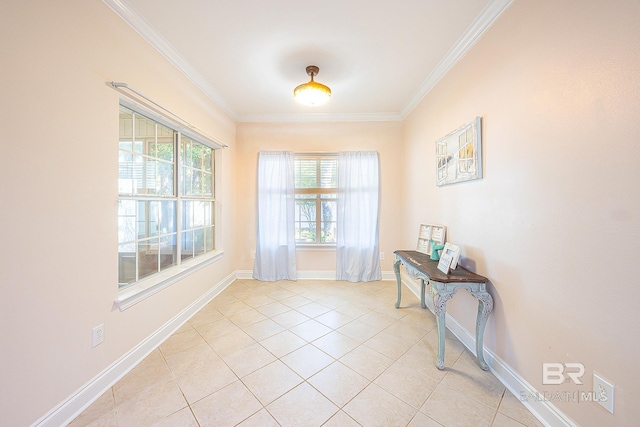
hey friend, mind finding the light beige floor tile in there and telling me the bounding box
[337,319,382,343]
[281,344,334,379]
[149,407,198,427]
[322,410,362,427]
[173,356,238,404]
[227,308,269,328]
[442,350,505,409]
[334,303,373,319]
[115,378,187,427]
[498,390,544,427]
[260,330,307,358]
[397,311,438,333]
[343,383,416,427]
[289,319,333,342]
[315,310,355,329]
[312,331,359,359]
[188,307,224,328]
[68,389,117,427]
[271,310,311,329]
[308,361,370,407]
[357,311,400,330]
[242,318,286,341]
[256,301,291,317]
[374,361,439,408]
[295,301,332,318]
[208,328,256,356]
[492,413,529,427]
[163,342,222,378]
[191,380,262,427]
[407,411,444,427]
[236,408,280,427]
[420,384,495,427]
[241,293,277,308]
[195,318,242,342]
[113,351,173,402]
[280,294,313,308]
[383,319,429,343]
[216,300,254,317]
[241,360,303,405]
[266,288,298,301]
[316,295,350,309]
[221,342,277,378]
[364,329,417,360]
[340,345,393,381]
[267,382,339,427]
[397,334,463,382]
[159,328,205,357]
[174,322,196,334]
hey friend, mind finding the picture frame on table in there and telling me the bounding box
[416,223,446,256]
[442,243,461,269]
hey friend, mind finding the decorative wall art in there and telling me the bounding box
[436,117,482,186]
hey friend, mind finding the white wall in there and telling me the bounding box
[0,1,236,425]
[402,0,640,425]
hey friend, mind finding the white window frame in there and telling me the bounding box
[115,100,224,311]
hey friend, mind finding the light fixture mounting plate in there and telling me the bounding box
[305,65,320,76]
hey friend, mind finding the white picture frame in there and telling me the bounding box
[437,252,453,274]
[442,242,461,269]
[416,223,446,256]
[436,117,482,186]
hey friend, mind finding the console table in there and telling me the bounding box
[393,250,493,370]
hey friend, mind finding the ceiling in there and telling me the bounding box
[105,0,512,122]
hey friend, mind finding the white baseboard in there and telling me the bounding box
[32,272,236,427]
[400,273,576,427]
[236,270,396,281]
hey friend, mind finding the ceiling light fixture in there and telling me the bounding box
[294,65,331,106]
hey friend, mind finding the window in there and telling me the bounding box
[294,154,337,244]
[117,106,215,289]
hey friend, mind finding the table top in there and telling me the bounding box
[394,250,488,284]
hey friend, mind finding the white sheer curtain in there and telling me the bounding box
[253,151,297,281]
[336,151,381,282]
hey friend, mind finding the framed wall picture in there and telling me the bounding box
[416,223,446,256]
[436,117,482,186]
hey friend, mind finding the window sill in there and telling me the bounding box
[115,250,225,311]
[296,244,336,251]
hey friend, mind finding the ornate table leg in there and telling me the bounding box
[431,284,454,370]
[394,258,402,308]
[420,279,427,309]
[472,291,494,370]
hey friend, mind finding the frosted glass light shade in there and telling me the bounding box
[294,65,331,106]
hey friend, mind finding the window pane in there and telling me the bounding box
[205,226,214,251]
[159,235,177,271]
[320,159,337,188]
[160,201,176,234]
[296,222,316,243]
[158,161,174,195]
[295,200,316,222]
[320,200,337,243]
[295,159,318,188]
[118,200,136,244]
[138,238,159,280]
[181,231,194,261]
[118,244,136,287]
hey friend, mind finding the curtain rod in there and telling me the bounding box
[107,81,228,148]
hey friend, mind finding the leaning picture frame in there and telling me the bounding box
[416,223,446,256]
[442,242,461,269]
[436,117,482,186]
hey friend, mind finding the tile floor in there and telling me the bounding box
[70,279,543,427]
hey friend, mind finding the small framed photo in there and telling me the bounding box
[437,252,453,274]
[442,243,461,269]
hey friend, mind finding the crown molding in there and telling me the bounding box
[399,0,514,119]
[102,0,238,120]
[237,112,403,123]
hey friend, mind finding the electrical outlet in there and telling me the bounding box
[92,324,104,347]
[593,373,614,414]
[379,252,384,260]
